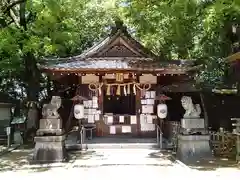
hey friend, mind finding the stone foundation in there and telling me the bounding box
[177,135,212,163]
[32,135,67,164]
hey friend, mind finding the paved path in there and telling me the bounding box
[0,149,239,180]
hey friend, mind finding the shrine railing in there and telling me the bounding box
[209,130,237,158]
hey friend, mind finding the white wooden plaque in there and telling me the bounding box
[141,124,155,131]
[107,116,113,124]
[88,115,94,123]
[95,114,100,121]
[88,100,92,108]
[145,91,151,98]
[142,105,154,114]
[146,115,153,124]
[110,126,116,134]
[130,116,137,124]
[146,99,154,105]
[140,114,147,124]
[119,116,124,123]
[122,126,131,133]
[150,91,156,98]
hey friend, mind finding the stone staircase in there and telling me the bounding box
[65,133,172,150]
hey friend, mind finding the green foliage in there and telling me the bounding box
[0,0,113,99]
[1,0,240,100]
[118,0,240,88]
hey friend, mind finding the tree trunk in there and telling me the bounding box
[24,52,40,102]
[200,92,209,129]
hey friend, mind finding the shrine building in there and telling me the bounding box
[39,21,202,139]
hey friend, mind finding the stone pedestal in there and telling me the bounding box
[32,118,67,164]
[32,135,67,164]
[36,118,64,136]
[181,118,207,134]
[177,135,212,163]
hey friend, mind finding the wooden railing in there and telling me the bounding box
[210,131,237,158]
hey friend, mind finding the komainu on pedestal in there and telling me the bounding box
[177,96,212,163]
[32,96,67,164]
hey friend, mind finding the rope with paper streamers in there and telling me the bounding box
[88,82,104,95]
[88,82,151,96]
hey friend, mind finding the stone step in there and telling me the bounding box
[66,143,160,150]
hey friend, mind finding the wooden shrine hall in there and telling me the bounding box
[39,21,201,139]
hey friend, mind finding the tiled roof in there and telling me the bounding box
[40,57,199,74]
[40,22,197,73]
[41,58,162,71]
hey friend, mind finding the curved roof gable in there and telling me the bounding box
[75,24,158,60]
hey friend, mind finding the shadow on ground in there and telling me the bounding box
[148,150,179,163]
[185,157,240,171]
[149,150,240,171]
[0,145,113,172]
[0,145,77,173]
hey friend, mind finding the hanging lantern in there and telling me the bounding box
[74,104,84,119]
[157,103,168,119]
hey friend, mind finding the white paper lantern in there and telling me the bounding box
[74,104,84,119]
[157,103,168,119]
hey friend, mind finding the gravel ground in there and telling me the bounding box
[0,148,239,180]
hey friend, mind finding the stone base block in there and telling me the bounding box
[181,128,208,135]
[32,135,68,164]
[36,129,64,136]
[177,135,212,164]
[181,118,205,129]
[39,118,62,129]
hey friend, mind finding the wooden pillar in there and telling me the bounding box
[136,86,141,137]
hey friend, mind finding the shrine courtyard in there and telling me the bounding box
[0,146,240,179]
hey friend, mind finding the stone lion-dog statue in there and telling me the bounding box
[181,96,201,118]
[42,96,62,119]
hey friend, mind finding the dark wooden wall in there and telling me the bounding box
[202,92,240,131]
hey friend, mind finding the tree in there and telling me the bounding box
[0,0,113,102]
[118,0,240,88]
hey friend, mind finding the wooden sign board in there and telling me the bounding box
[139,74,157,84]
[82,74,99,84]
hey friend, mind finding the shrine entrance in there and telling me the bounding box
[103,90,136,116]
